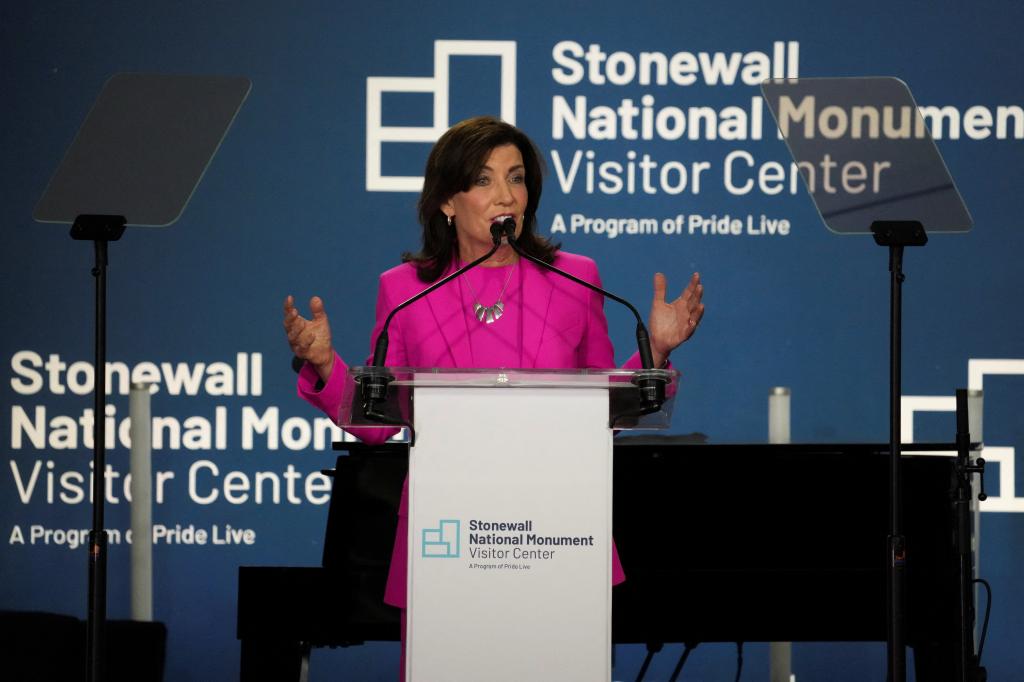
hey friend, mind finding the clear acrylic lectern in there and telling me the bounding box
[340,367,678,682]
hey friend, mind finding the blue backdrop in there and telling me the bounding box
[2,1,1022,679]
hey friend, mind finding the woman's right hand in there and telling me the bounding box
[283,295,335,383]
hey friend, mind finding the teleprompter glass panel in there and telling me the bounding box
[35,73,250,227]
[760,77,972,234]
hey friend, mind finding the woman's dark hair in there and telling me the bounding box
[403,116,559,282]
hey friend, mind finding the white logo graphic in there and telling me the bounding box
[903,358,1024,512]
[366,40,517,192]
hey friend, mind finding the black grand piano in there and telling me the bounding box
[238,440,974,681]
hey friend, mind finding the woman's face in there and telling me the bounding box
[442,143,527,264]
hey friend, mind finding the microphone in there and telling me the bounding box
[496,218,667,415]
[356,223,508,424]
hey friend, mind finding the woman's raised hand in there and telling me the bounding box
[647,272,704,368]
[283,295,335,383]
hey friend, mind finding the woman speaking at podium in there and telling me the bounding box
[283,115,703,674]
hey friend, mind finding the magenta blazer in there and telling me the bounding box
[298,252,639,607]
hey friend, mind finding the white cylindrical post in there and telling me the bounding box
[769,387,791,445]
[768,387,792,682]
[129,383,153,622]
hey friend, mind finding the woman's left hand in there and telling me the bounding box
[648,272,704,367]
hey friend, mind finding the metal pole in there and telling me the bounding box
[967,389,983,649]
[87,237,109,682]
[886,244,907,682]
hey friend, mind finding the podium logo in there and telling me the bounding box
[366,40,517,191]
[422,519,461,558]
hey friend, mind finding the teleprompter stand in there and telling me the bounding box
[762,77,979,682]
[72,214,125,682]
[34,73,250,681]
[871,219,927,680]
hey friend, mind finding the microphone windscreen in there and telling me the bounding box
[489,220,504,243]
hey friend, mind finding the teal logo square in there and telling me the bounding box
[422,519,460,558]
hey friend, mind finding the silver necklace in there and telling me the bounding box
[465,263,516,324]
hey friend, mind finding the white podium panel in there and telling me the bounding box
[407,384,612,682]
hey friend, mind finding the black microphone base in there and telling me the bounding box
[355,367,394,404]
[632,369,668,414]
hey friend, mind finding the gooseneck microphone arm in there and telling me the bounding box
[497,218,666,415]
[370,224,505,367]
[356,224,507,437]
[289,227,504,377]
[498,218,656,369]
